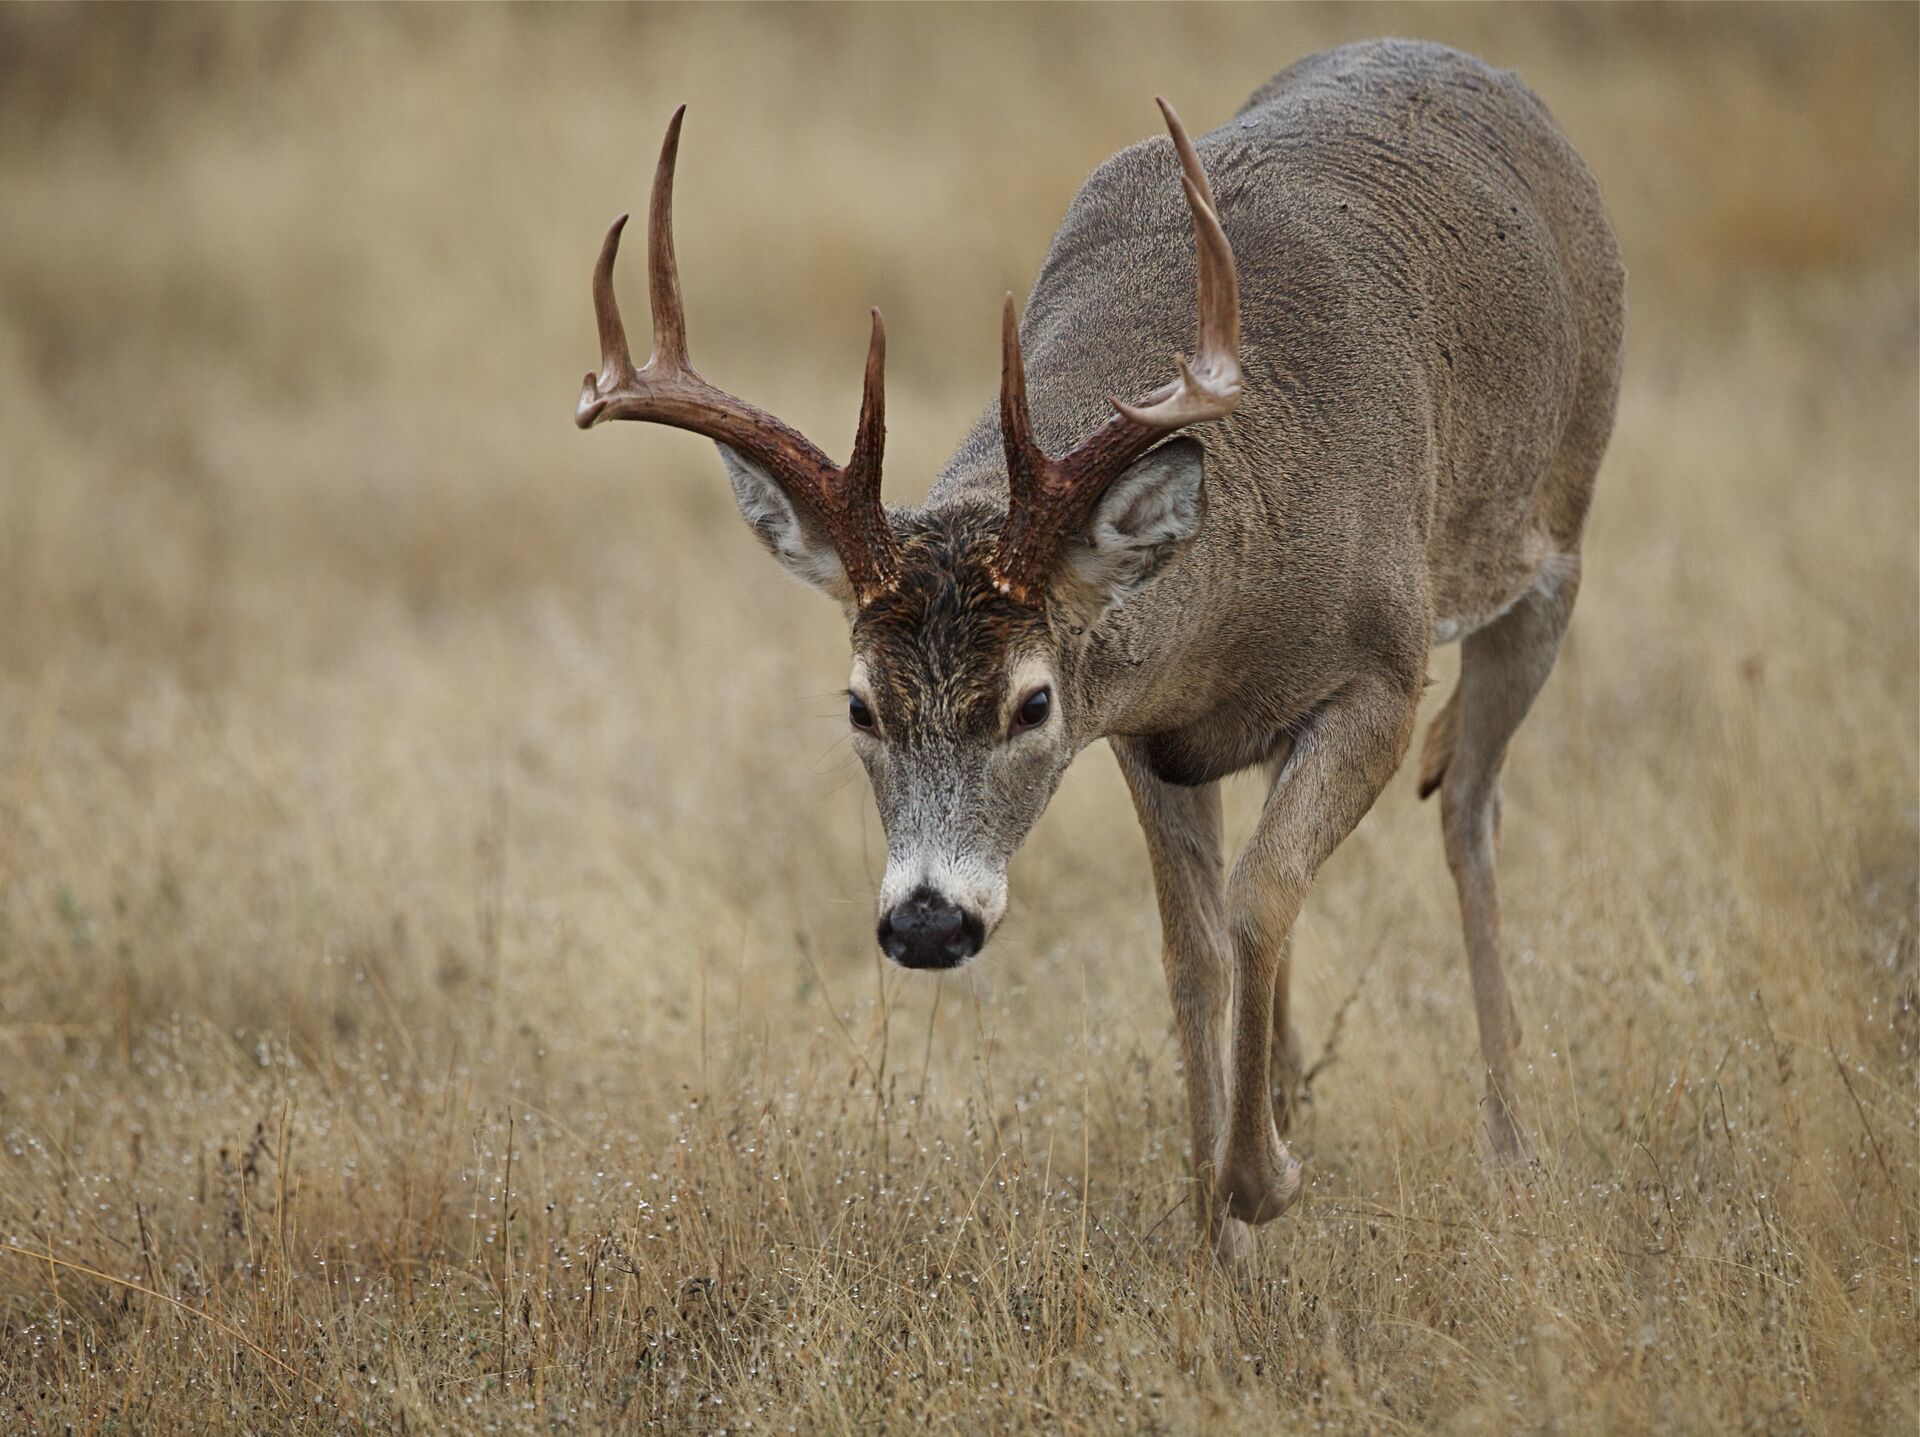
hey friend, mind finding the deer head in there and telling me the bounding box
[579,101,1241,968]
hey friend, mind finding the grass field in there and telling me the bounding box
[0,5,1915,1432]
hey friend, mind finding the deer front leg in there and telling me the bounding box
[1113,741,1246,1258]
[1218,676,1420,1225]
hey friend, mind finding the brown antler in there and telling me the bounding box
[577,106,899,602]
[992,98,1242,603]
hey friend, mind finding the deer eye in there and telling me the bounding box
[1010,687,1051,735]
[848,692,876,733]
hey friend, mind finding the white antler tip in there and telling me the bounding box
[576,380,604,428]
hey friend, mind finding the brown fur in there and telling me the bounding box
[852,505,1052,742]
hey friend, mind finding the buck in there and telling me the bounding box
[575,39,1623,1251]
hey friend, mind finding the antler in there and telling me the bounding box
[993,98,1242,603]
[577,106,899,602]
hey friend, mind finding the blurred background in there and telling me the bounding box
[0,6,1913,1430]
[0,4,1910,987]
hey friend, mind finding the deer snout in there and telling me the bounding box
[877,887,985,970]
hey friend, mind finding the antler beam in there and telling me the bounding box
[577,106,899,603]
[992,98,1243,603]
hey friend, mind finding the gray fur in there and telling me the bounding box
[932,40,1622,780]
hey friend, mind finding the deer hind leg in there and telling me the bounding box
[1434,552,1580,1161]
[1269,928,1305,1135]
[1113,741,1246,1261]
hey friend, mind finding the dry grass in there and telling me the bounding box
[0,5,1915,1433]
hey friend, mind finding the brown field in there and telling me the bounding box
[0,4,1915,1432]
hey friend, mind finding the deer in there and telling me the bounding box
[574,39,1624,1255]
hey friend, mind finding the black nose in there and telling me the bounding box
[877,887,985,970]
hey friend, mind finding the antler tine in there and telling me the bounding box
[645,104,690,371]
[848,307,887,485]
[999,293,1042,503]
[1110,99,1241,425]
[1161,98,1239,361]
[579,104,689,417]
[990,98,1244,603]
[573,107,899,602]
[584,214,635,409]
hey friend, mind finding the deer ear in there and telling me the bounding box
[1066,437,1205,603]
[717,443,855,604]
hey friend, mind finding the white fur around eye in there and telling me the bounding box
[847,657,882,737]
[1002,652,1058,734]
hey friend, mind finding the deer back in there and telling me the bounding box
[931,39,1624,745]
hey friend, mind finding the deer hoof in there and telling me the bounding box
[1484,1113,1535,1170]
[1219,1147,1303,1225]
[1208,1214,1256,1268]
